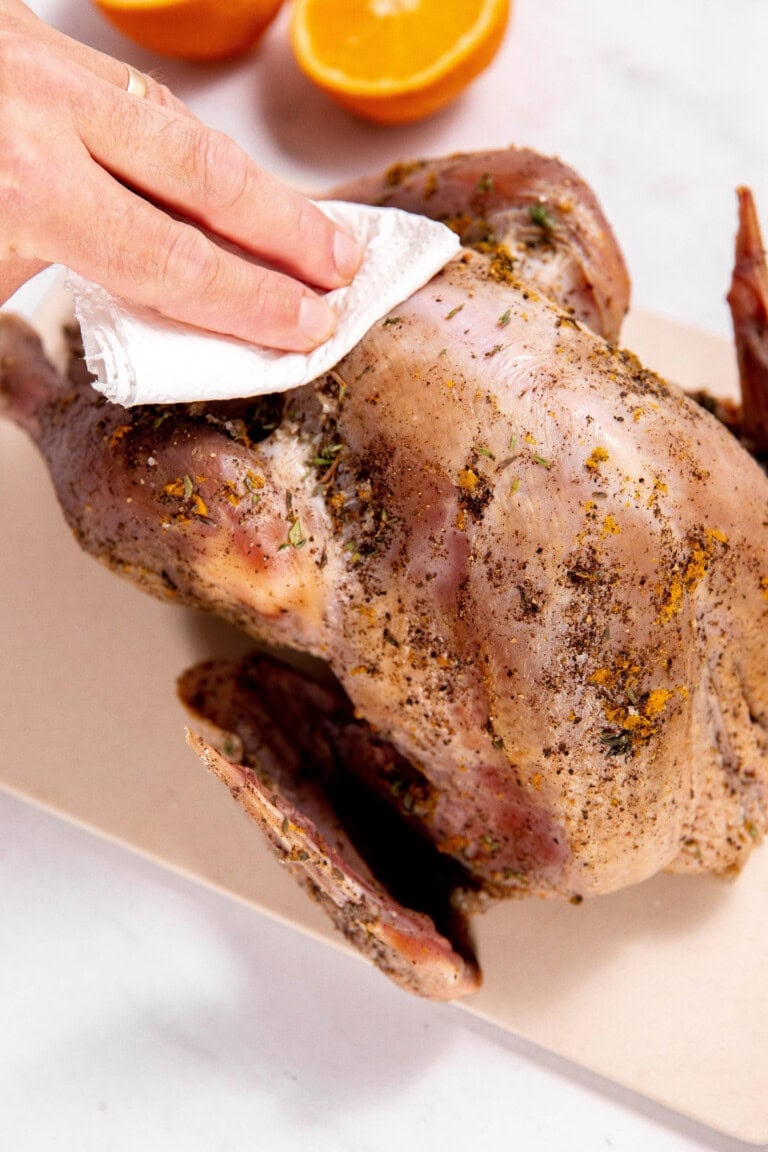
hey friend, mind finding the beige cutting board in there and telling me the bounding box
[1,301,766,1144]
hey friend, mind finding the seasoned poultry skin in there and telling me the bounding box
[1,147,767,999]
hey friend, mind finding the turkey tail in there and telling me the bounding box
[727,186,768,456]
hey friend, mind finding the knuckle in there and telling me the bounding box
[294,197,328,247]
[141,76,179,112]
[0,130,37,189]
[0,32,37,93]
[195,130,250,214]
[245,268,275,323]
[249,269,302,329]
[0,134,42,237]
[159,223,221,300]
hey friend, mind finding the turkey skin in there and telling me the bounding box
[1,147,766,999]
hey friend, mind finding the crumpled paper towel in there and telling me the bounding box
[67,201,460,407]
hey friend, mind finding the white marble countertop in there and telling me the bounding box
[3,2,766,1148]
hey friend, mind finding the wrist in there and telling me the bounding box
[0,257,48,307]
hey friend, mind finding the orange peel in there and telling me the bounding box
[92,0,285,61]
[290,0,511,125]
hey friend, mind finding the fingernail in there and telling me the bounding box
[299,295,336,346]
[333,230,363,281]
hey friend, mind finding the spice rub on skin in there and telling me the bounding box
[1,146,767,999]
[330,146,632,344]
[324,248,767,898]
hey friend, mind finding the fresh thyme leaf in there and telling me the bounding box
[600,728,634,757]
[312,443,343,469]
[475,446,496,460]
[279,518,306,550]
[182,474,194,500]
[287,518,306,549]
[530,203,556,231]
[328,369,348,403]
[497,309,511,328]
[532,454,552,468]
[445,304,465,320]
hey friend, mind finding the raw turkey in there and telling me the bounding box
[1,148,767,999]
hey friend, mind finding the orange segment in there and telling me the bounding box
[92,0,285,61]
[290,0,511,124]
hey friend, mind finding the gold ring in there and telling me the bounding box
[125,63,149,99]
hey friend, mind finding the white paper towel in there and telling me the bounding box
[67,202,460,408]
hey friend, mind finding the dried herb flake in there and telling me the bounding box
[279,518,307,551]
[530,203,556,231]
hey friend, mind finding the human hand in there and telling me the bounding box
[0,0,363,350]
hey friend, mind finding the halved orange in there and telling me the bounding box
[290,0,511,125]
[92,0,285,61]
